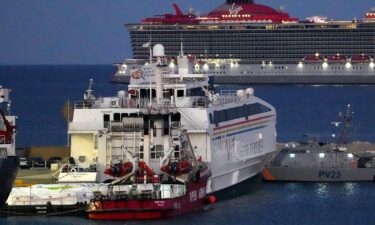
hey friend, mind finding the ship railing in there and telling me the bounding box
[112,183,186,200]
[109,121,143,133]
[58,163,97,174]
[74,94,250,110]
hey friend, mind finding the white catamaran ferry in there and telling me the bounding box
[58,44,277,194]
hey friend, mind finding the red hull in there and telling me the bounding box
[88,179,210,220]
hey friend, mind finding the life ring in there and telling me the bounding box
[131,70,143,80]
[70,168,77,173]
[350,160,357,168]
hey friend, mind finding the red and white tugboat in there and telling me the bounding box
[87,128,213,220]
[87,45,214,220]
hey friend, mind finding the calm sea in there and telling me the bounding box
[1,65,375,225]
[1,181,375,225]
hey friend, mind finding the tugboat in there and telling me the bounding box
[263,104,375,182]
[0,86,19,208]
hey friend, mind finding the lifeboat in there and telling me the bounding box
[327,55,347,63]
[351,55,371,63]
[365,10,375,21]
[303,55,323,63]
[161,159,193,176]
[104,162,134,178]
[105,161,155,178]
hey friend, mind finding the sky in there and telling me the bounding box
[0,0,374,65]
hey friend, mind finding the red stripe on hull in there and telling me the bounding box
[89,211,166,220]
[213,115,273,131]
[88,179,210,220]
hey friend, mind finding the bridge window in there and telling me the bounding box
[150,145,164,159]
[177,90,184,97]
[103,114,110,128]
[114,113,121,122]
[212,103,271,124]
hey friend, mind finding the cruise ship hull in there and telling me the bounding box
[112,74,375,85]
[0,156,19,208]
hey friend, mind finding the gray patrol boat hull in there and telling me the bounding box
[263,167,375,182]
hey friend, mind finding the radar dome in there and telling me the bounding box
[246,88,254,96]
[237,89,245,98]
[153,44,165,57]
[118,90,127,98]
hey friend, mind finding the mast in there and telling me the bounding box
[153,44,167,104]
[335,104,353,150]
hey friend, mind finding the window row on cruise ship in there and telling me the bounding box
[209,103,271,125]
[132,46,375,53]
[131,30,375,37]
[128,24,375,32]
[130,34,375,41]
[132,40,374,46]
[132,51,374,57]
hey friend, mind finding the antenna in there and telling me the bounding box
[84,79,95,101]
[335,104,353,150]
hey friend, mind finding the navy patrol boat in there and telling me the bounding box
[263,105,375,182]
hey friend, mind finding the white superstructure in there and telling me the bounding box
[60,45,277,193]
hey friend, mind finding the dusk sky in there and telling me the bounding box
[1,0,374,65]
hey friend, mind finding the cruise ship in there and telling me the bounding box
[112,0,375,84]
[57,44,277,196]
[0,86,19,208]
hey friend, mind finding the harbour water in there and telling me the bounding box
[1,65,375,224]
[1,181,375,225]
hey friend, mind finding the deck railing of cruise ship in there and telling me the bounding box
[74,94,252,110]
